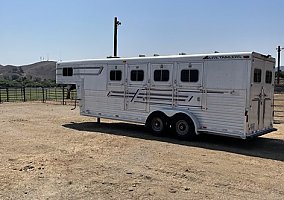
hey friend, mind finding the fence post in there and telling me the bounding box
[23,87,26,102]
[45,88,47,102]
[55,87,57,101]
[6,88,9,102]
[62,86,65,105]
[15,88,17,101]
[48,88,50,101]
[42,87,45,103]
[0,88,2,104]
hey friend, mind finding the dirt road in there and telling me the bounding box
[0,103,284,200]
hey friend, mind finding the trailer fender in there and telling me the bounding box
[148,109,200,134]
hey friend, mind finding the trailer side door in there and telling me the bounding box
[175,62,203,108]
[150,64,174,106]
[125,64,148,111]
[106,65,126,111]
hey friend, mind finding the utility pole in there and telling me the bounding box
[277,46,284,84]
[113,17,121,57]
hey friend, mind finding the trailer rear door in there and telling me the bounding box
[250,58,274,131]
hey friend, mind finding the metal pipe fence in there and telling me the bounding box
[274,78,284,123]
[0,87,77,104]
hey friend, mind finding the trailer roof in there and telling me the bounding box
[58,52,275,64]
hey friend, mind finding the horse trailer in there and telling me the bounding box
[56,52,277,139]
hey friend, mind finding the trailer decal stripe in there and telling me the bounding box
[177,90,202,93]
[188,96,194,102]
[135,96,187,102]
[130,89,140,102]
[110,91,124,94]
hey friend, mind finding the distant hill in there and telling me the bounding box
[0,61,56,81]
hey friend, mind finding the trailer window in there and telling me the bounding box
[181,69,199,82]
[131,70,144,81]
[154,70,169,82]
[63,68,73,76]
[110,70,122,81]
[254,69,262,83]
[265,71,272,84]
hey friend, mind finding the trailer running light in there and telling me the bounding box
[245,111,248,122]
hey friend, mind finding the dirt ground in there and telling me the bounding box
[0,102,284,200]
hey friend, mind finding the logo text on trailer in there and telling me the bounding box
[203,55,245,60]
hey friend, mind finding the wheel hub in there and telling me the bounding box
[152,117,163,132]
[154,121,160,128]
[179,124,186,131]
[176,120,189,136]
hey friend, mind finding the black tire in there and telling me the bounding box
[172,115,196,139]
[147,114,167,136]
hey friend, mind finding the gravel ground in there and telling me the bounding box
[0,102,284,200]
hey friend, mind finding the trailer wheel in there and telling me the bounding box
[147,114,167,135]
[172,115,196,139]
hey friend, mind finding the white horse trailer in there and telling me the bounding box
[56,52,276,139]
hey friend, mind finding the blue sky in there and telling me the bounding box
[0,0,284,65]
